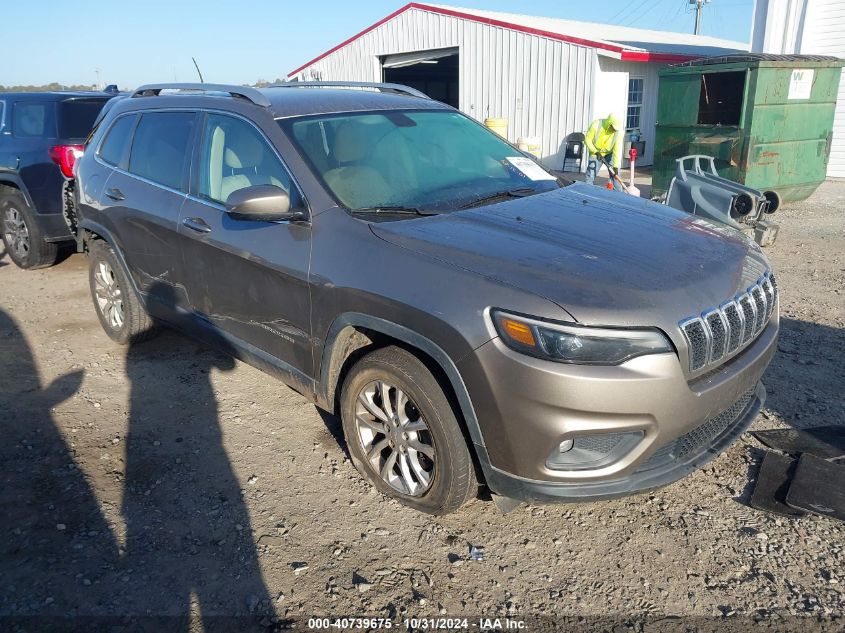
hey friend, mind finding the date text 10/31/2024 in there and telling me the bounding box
[307,617,528,630]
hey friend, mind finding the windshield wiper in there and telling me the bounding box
[458,187,537,209]
[352,206,437,216]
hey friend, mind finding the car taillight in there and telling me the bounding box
[49,144,85,178]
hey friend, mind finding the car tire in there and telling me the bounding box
[0,190,58,269]
[87,239,159,345]
[340,346,477,515]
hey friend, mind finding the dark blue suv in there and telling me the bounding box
[0,92,113,268]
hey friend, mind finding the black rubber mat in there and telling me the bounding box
[785,453,845,522]
[750,452,806,517]
[751,426,845,460]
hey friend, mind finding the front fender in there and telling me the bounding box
[319,312,490,443]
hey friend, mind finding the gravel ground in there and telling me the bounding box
[0,181,843,632]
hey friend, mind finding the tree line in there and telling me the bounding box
[1,80,290,93]
[1,83,98,92]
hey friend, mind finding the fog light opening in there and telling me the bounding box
[559,439,574,453]
[547,431,644,471]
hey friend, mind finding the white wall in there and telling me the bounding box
[751,0,808,54]
[752,0,845,177]
[593,57,664,167]
[804,0,845,177]
[290,5,598,169]
[592,57,629,139]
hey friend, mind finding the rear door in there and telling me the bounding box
[7,100,57,214]
[99,110,196,308]
[178,112,313,379]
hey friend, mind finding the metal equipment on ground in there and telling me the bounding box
[665,155,779,246]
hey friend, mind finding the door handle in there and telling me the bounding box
[104,187,125,201]
[182,217,212,233]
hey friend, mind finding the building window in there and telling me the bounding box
[627,77,644,131]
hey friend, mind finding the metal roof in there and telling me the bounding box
[672,53,844,67]
[289,2,749,76]
[423,4,749,57]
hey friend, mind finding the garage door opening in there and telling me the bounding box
[382,48,459,108]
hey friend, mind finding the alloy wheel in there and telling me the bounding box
[355,380,436,496]
[3,207,30,260]
[93,260,125,330]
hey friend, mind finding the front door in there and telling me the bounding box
[178,112,313,380]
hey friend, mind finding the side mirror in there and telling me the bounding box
[225,185,305,222]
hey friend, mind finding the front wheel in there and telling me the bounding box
[340,346,477,515]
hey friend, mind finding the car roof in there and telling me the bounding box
[259,87,451,118]
[111,85,452,121]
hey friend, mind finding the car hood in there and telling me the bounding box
[370,183,771,329]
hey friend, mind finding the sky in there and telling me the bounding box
[4,0,755,89]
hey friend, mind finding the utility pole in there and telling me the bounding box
[690,0,711,35]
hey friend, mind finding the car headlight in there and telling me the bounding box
[492,310,674,365]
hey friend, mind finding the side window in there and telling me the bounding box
[13,102,51,138]
[198,113,302,208]
[0,101,6,132]
[626,77,644,131]
[98,115,136,168]
[128,112,195,190]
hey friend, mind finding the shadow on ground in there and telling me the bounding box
[763,317,844,430]
[0,305,278,630]
[0,308,112,615]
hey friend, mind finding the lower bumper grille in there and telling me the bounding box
[638,387,757,472]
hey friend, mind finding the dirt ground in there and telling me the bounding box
[1,181,843,632]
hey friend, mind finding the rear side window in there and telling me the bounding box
[0,101,6,132]
[98,114,136,167]
[58,99,107,139]
[128,112,195,190]
[13,102,52,138]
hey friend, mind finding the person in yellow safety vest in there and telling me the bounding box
[584,113,624,190]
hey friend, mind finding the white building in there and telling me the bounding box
[287,3,746,169]
[752,0,845,177]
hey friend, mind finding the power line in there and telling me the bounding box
[628,1,666,27]
[670,0,687,28]
[608,0,652,26]
[606,1,638,25]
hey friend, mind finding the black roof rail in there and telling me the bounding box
[271,81,430,100]
[131,83,271,107]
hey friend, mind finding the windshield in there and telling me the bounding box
[281,110,561,213]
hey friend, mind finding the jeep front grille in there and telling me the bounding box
[680,273,777,373]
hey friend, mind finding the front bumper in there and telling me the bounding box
[457,313,778,502]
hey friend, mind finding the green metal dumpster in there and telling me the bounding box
[653,54,844,203]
